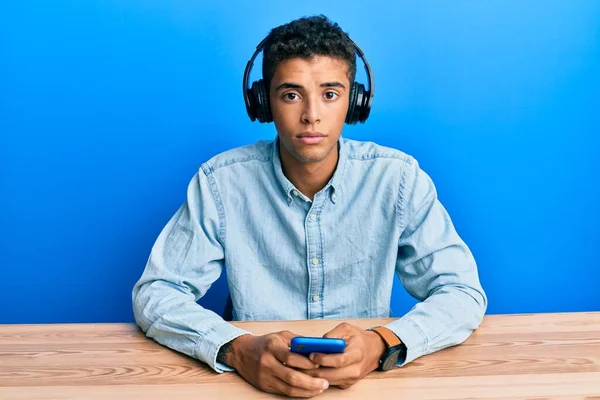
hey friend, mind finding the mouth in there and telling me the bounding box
[296,132,327,145]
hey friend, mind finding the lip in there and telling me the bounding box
[297,132,326,145]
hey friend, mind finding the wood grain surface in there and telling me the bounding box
[1,312,599,399]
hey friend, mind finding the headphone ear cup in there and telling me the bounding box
[250,80,264,122]
[354,83,367,123]
[251,79,272,123]
[345,82,359,125]
[359,86,372,123]
[259,80,273,123]
[248,81,260,121]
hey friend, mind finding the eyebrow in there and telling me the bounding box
[274,81,346,91]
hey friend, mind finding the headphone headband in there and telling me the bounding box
[349,40,375,117]
[242,36,270,120]
[243,33,374,124]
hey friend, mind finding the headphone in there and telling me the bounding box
[242,35,374,125]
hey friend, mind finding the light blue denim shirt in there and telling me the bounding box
[132,136,487,373]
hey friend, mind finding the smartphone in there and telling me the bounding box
[290,337,346,355]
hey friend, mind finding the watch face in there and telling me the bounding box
[382,350,400,371]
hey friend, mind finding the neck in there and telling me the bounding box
[279,143,339,201]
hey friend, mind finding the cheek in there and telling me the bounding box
[335,97,350,120]
[273,113,293,133]
[271,102,296,122]
[334,104,349,125]
[270,104,287,126]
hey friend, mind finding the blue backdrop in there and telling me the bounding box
[1,1,599,323]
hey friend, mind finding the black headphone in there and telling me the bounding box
[242,35,374,125]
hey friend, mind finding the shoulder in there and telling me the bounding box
[342,137,434,198]
[200,140,273,174]
[342,137,416,167]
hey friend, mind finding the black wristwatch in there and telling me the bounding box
[368,326,407,371]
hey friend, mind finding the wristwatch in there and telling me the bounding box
[368,326,407,371]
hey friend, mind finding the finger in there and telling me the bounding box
[322,322,355,339]
[272,363,329,393]
[303,364,361,387]
[309,345,362,368]
[277,330,297,346]
[270,376,327,398]
[268,332,319,369]
[272,345,320,370]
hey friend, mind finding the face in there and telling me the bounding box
[269,56,351,164]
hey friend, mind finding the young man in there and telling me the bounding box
[132,15,487,398]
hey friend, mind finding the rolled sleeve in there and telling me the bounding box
[195,322,252,373]
[385,316,429,366]
[391,157,487,366]
[132,166,249,373]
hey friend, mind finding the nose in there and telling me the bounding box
[301,96,321,125]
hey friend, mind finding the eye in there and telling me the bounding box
[283,92,300,101]
[324,91,339,100]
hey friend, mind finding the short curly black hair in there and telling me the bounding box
[262,15,356,91]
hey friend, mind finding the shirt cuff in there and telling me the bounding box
[193,322,251,373]
[384,316,429,366]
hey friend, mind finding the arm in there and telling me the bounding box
[133,167,329,396]
[386,157,488,366]
[131,166,249,373]
[303,158,487,388]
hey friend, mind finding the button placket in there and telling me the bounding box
[306,196,324,319]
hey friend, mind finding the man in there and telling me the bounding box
[132,14,487,398]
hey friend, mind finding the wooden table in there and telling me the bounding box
[0,312,599,399]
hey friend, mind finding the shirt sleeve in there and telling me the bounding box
[132,166,250,373]
[385,157,488,366]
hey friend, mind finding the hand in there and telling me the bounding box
[302,322,387,389]
[224,331,330,398]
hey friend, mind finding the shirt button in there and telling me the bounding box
[310,214,317,221]
[292,189,299,197]
[312,295,320,302]
[331,193,337,201]
[312,258,319,265]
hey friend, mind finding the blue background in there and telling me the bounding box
[1,1,599,323]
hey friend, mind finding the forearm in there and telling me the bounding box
[133,279,249,373]
[216,333,256,370]
[217,339,235,366]
[392,160,488,366]
[386,279,487,366]
[130,169,252,372]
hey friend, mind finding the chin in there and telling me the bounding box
[295,155,327,163]
[291,148,331,163]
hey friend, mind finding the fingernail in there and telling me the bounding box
[309,353,315,361]
[315,364,320,368]
[322,380,329,390]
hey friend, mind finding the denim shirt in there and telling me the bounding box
[132,136,487,373]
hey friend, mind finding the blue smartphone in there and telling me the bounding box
[290,337,346,355]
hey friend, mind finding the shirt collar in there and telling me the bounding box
[328,136,347,201]
[271,135,348,205]
[271,137,296,204]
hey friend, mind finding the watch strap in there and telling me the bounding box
[369,326,402,348]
